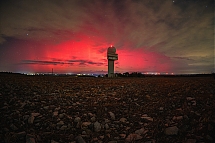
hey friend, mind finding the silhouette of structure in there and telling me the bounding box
[107,46,118,77]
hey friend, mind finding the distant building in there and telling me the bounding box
[107,46,118,77]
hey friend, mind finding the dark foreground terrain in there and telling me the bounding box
[0,74,215,143]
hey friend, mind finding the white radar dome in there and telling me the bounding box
[108,47,116,54]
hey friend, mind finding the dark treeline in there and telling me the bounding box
[104,72,214,78]
[104,72,145,77]
[1,72,214,78]
[116,72,145,77]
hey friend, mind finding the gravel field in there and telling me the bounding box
[0,74,215,143]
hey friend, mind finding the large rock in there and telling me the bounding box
[21,103,26,108]
[125,134,142,142]
[109,112,115,120]
[165,126,179,135]
[141,114,153,122]
[43,106,49,110]
[58,113,64,119]
[119,118,127,123]
[53,111,58,116]
[91,116,96,122]
[57,121,64,126]
[74,117,81,122]
[104,123,109,129]
[172,116,183,120]
[26,134,35,143]
[82,122,91,129]
[28,116,35,124]
[51,140,59,143]
[186,97,195,101]
[60,125,67,130]
[10,124,18,131]
[76,135,86,143]
[94,121,101,132]
[135,128,145,135]
[31,112,40,117]
[16,131,26,137]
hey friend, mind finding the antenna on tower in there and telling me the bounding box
[52,68,53,75]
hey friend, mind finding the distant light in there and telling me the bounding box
[111,45,112,47]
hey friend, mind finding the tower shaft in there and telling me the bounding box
[108,60,114,77]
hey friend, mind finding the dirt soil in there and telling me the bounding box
[0,74,215,143]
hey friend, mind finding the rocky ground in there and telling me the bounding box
[0,74,215,143]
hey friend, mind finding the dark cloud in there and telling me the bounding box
[21,59,104,66]
[21,60,72,65]
[171,57,195,61]
[1,0,213,53]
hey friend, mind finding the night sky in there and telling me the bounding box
[0,0,214,74]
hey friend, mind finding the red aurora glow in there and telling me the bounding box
[0,0,213,74]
